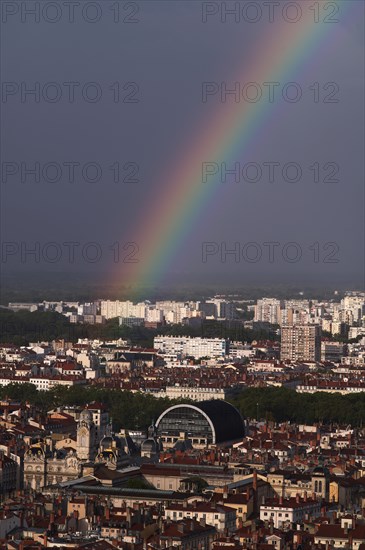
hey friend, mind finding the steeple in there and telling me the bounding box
[77,409,96,461]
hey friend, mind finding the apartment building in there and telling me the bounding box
[254,299,282,325]
[281,325,321,362]
[153,336,227,359]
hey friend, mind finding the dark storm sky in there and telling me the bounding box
[1,1,364,288]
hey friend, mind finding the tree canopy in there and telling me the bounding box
[1,384,365,428]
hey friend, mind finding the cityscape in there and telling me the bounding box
[1,0,364,549]
[0,291,365,548]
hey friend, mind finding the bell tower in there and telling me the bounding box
[77,409,96,461]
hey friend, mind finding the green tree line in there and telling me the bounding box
[0,383,176,431]
[1,384,365,428]
[229,387,365,426]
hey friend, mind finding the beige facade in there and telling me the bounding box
[281,324,321,362]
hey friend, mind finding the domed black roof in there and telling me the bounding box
[156,400,245,445]
[195,400,245,443]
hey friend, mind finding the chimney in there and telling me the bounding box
[105,507,110,520]
[253,470,257,491]
[296,494,300,504]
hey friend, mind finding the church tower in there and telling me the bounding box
[77,409,96,461]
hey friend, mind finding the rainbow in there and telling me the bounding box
[116,1,355,293]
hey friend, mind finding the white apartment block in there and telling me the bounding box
[164,503,236,535]
[284,299,310,311]
[99,299,233,324]
[281,308,310,327]
[145,308,164,323]
[158,385,230,401]
[206,299,234,320]
[260,497,320,529]
[296,384,365,395]
[341,295,365,322]
[254,298,282,325]
[153,336,227,359]
[155,301,201,324]
[100,300,146,320]
[280,300,310,326]
[29,377,87,391]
